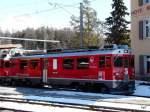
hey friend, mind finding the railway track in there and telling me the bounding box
[0,96,143,112]
[0,86,150,111]
[0,107,29,112]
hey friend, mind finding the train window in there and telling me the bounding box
[63,58,74,69]
[30,60,39,69]
[99,56,105,68]
[124,58,129,67]
[20,60,28,70]
[114,57,123,67]
[106,56,111,67]
[4,61,10,68]
[77,58,89,69]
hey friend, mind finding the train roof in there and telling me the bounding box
[11,48,132,59]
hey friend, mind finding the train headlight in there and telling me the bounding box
[124,50,128,53]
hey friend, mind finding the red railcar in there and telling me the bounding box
[0,45,135,94]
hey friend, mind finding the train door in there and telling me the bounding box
[42,59,48,83]
[99,56,105,80]
[47,58,59,79]
[20,60,28,75]
[105,56,112,80]
[123,55,135,80]
[99,56,112,80]
[123,56,129,80]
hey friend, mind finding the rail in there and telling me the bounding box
[0,96,148,112]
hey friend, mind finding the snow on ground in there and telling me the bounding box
[0,81,149,97]
[0,101,97,112]
[134,81,150,97]
[1,81,150,111]
[1,93,150,111]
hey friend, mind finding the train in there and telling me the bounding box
[0,44,135,94]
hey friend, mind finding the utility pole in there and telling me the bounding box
[80,3,83,48]
[44,29,48,52]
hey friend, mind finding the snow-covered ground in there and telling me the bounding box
[0,81,150,112]
[0,102,98,112]
[134,81,150,97]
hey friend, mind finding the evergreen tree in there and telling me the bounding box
[70,0,105,48]
[105,0,130,45]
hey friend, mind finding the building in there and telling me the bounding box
[131,0,150,78]
[0,44,22,49]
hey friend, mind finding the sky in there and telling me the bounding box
[0,0,130,32]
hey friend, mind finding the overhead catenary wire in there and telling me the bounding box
[2,0,97,18]
[48,2,74,15]
[47,0,79,7]
[12,0,98,19]
[14,7,60,18]
[14,2,79,18]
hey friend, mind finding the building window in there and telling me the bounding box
[147,56,150,73]
[140,19,150,39]
[140,0,150,6]
[145,20,150,37]
[63,58,74,69]
[146,26,149,37]
[144,0,150,4]
[77,58,89,69]
[140,55,150,74]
